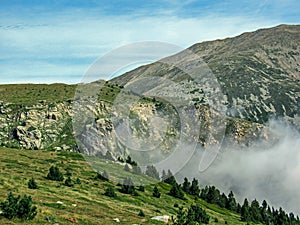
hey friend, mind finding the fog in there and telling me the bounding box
[179,120,300,215]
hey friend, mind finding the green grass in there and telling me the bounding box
[0,147,258,225]
[0,83,76,105]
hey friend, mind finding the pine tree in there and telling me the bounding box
[189,178,200,196]
[206,186,220,204]
[218,193,227,208]
[104,186,117,197]
[47,166,64,181]
[0,192,37,220]
[200,186,209,200]
[64,176,73,187]
[164,170,177,185]
[172,207,186,225]
[138,209,145,217]
[120,177,135,195]
[241,198,251,222]
[169,183,185,200]
[145,165,160,180]
[16,195,37,220]
[188,205,210,224]
[28,177,38,189]
[153,186,161,198]
[161,169,167,181]
[132,165,142,175]
[182,177,190,193]
[226,191,237,211]
[0,192,19,219]
[250,199,263,223]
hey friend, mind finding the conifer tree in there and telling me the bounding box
[28,177,38,189]
[47,166,64,181]
[189,178,200,196]
[145,165,160,180]
[169,182,185,200]
[250,199,263,223]
[226,191,237,211]
[241,198,251,222]
[182,177,190,193]
[153,186,161,198]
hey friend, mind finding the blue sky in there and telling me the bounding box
[0,0,299,84]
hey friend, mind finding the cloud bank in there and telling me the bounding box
[180,120,300,215]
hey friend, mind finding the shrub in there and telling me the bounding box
[28,177,38,189]
[145,165,160,180]
[47,166,64,181]
[104,186,117,197]
[153,186,161,198]
[17,195,38,220]
[120,177,135,195]
[0,192,37,220]
[75,178,81,184]
[64,176,73,187]
[138,185,145,192]
[138,209,145,217]
[169,183,185,200]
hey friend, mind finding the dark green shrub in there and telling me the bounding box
[47,166,64,181]
[64,176,73,187]
[152,186,161,198]
[0,192,37,220]
[138,185,145,192]
[28,177,38,189]
[104,186,117,197]
[17,195,37,220]
[138,209,145,217]
[169,183,185,200]
[120,177,135,195]
[75,178,81,184]
[145,165,160,180]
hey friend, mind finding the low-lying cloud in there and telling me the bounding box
[180,120,300,215]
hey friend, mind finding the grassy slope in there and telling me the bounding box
[0,147,258,225]
[0,83,76,105]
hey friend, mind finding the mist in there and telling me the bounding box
[179,120,300,215]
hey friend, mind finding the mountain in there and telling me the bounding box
[112,24,300,126]
[0,24,299,153]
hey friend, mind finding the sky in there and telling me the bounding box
[0,0,299,84]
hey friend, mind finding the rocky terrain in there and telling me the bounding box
[0,25,299,156]
[113,24,299,126]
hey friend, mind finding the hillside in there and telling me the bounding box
[0,147,248,225]
[112,24,300,126]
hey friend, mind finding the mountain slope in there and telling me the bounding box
[0,147,247,225]
[112,24,300,125]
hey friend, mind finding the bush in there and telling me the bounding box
[169,183,185,200]
[138,185,145,192]
[47,166,64,181]
[145,165,160,180]
[64,176,73,187]
[0,192,37,220]
[138,209,145,217]
[104,186,117,197]
[120,177,135,195]
[75,178,81,184]
[28,177,38,189]
[153,186,161,198]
